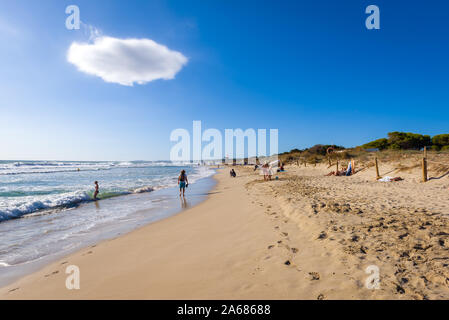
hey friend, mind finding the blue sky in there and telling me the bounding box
[0,0,448,161]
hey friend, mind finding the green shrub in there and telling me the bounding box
[361,138,388,150]
[387,132,431,150]
[430,145,441,151]
[305,144,344,156]
[389,143,401,150]
[432,134,449,149]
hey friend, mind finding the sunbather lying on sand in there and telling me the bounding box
[326,161,356,177]
[325,166,347,176]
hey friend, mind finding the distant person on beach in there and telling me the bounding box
[277,163,285,172]
[93,181,99,200]
[230,169,236,177]
[261,163,269,181]
[178,170,189,196]
[325,166,347,176]
[268,165,273,180]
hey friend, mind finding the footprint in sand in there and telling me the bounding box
[318,232,327,239]
[396,284,405,294]
[44,270,59,278]
[8,287,19,293]
[309,272,320,280]
[82,251,93,256]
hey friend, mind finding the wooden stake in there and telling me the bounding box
[375,157,381,180]
[328,156,331,167]
[336,160,339,173]
[424,146,427,158]
[422,157,428,182]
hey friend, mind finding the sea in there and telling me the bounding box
[0,160,215,286]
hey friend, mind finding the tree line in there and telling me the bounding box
[361,132,449,151]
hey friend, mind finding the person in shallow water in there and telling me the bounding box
[93,181,99,200]
[178,170,189,197]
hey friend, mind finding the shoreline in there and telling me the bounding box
[1,168,285,299]
[0,171,216,289]
[1,165,448,299]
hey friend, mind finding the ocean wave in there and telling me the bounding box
[0,161,200,176]
[0,168,112,176]
[132,186,154,193]
[0,190,64,197]
[0,191,90,222]
[0,186,158,223]
[0,165,215,223]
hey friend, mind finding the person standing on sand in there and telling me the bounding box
[178,170,189,197]
[93,181,99,200]
[261,163,269,181]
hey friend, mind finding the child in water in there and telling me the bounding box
[93,181,99,200]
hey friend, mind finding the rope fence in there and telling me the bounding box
[289,146,449,183]
[374,147,449,182]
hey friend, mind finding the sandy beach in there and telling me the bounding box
[1,163,448,300]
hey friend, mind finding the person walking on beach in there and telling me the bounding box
[93,181,99,200]
[178,170,189,197]
[261,163,269,181]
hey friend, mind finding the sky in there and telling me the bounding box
[0,0,448,161]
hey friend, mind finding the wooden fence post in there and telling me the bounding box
[422,157,428,182]
[336,160,339,173]
[375,157,381,180]
[424,146,427,159]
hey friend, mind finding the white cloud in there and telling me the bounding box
[67,36,188,86]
